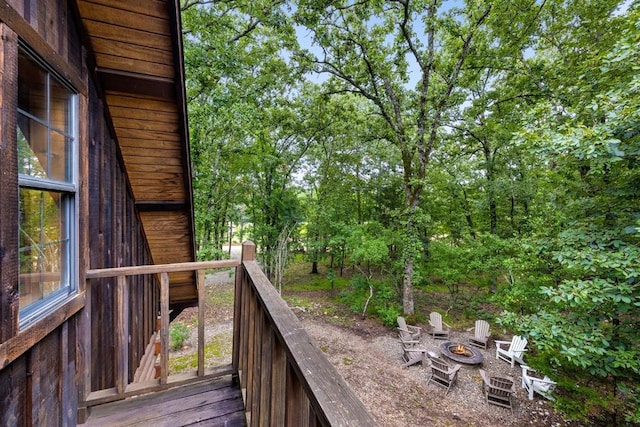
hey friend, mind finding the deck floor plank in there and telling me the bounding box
[84,374,246,427]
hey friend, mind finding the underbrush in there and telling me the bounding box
[281,259,502,331]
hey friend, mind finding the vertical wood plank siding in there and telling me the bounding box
[87,75,158,392]
[0,1,160,424]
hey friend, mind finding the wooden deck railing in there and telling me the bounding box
[79,258,239,415]
[234,242,376,426]
[79,241,376,426]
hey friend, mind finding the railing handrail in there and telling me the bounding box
[85,259,238,278]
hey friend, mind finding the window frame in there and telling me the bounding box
[16,42,79,330]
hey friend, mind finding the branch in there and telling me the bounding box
[424,4,493,162]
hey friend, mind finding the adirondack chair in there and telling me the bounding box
[428,312,450,340]
[480,369,516,414]
[397,316,422,341]
[521,365,557,401]
[495,335,527,367]
[426,355,461,395]
[467,319,491,349]
[400,340,428,368]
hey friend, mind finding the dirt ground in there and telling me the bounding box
[173,273,584,427]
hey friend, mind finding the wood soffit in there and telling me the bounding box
[75,0,197,304]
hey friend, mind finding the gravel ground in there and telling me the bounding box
[299,316,577,427]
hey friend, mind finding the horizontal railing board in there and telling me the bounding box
[82,365,235,408]
[85,259,238,279]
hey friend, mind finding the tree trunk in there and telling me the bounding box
[403,259,414,314]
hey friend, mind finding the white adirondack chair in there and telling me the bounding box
[495,335,528,367]
[468,319,491,349]
[429,312,450,340]
[397,316,422,341]
[521,365,557,401]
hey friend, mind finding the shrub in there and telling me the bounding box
[169,321,190,351]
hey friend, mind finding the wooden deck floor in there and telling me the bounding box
[83,373,246,426]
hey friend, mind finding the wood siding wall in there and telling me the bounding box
[0,0,161,423]
[87,77,159,390]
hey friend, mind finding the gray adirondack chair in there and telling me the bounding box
[480,369,516,414]
[428,312,450,340]
[400,340,427,368]
[397,316,422,341]
[426,355,461,394]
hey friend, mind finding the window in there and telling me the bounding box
[17,44,78,328]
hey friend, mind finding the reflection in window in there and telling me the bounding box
[19,189,68,308]
[17,45,77,327]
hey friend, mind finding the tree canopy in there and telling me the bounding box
[181,1,640,424]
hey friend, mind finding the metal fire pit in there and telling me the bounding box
[440,341,484,365]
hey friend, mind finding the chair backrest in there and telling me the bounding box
[475,320,490,339]
[489,376,514,398]
[430,358,452,381]
[431,357,449,372]
[397,316,409,330]
[510,335,528,356]
[430,312,443,330]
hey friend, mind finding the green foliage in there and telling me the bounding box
[498,7,640,423]
[169,322,190,351]
[339,275,402,327]
[197,244,229,262]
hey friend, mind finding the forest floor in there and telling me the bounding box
[171,263,585,427]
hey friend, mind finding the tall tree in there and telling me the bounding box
[182,0,306,262]
[293,1,553,314]
[501,3,640,424]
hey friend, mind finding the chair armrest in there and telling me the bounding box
[442,321,451,328]
[495,340,511,349]
[479,369,490,386]
[407,325,422,333]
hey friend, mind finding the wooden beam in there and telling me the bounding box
[135,201,187,212]
[115,275,129,396]
[0,23,19,342]
[97,67,175,100]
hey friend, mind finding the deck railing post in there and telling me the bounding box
[115,275,129,395]
[233,240,255,379]
[77,276,92,423]
[197,269,205,377]
[241,240,255,261]
[160,272,169,384]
